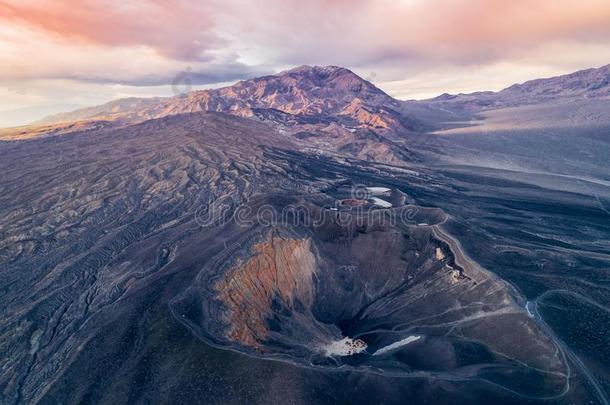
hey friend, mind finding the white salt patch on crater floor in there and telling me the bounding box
[322,337,368,356]
[366,187,391,195]
[370,197,392,208]
[373,335,421,356]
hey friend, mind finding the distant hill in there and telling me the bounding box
[420,64,610,110]
[0,104,83,128]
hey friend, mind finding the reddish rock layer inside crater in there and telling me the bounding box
[215,234,317,349]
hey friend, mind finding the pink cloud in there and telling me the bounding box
[2,0,610,66]
[0,0,220,60]
[222,0,610,66]
[1,0,610,110]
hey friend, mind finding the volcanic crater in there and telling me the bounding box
[170,192,568,397]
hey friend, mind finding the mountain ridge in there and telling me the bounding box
[19,65,417,165]
[422,63,610,110]
[37,65,399,126]
[27,63,610,128]
[4,63,610,166]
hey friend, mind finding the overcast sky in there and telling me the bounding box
[1,0,610,126]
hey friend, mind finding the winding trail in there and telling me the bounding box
[437,220,608,404]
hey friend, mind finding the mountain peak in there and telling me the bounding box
[211,64,395,118]
[277,65,382,92]
[281,65,350,76]
[38,65,397,126]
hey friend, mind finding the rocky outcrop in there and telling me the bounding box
[215,234,317,349]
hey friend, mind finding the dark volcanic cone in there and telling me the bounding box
[171,193,568,399]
